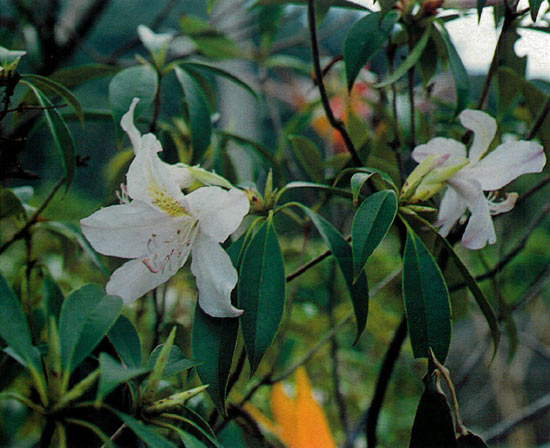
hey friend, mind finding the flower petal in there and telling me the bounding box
[185,187,249,243]
[448,178,496,249]
[80,200,183,258]
[191,233,243,317]
[459,109,496,163]
[106,244,190,303]
[465,141,546,191]
[435,186,467,237]
[126,144,189,216]
[120,98,143,153]
[412,137,467,164]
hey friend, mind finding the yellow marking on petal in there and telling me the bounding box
[147,185,189,216]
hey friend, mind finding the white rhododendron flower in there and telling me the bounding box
[412,109,546,250]
[81,98,250,317]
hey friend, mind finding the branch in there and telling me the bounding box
[526,93,550,140]
[0,177,65,255]
[482,393,550,443]
[306,0,362,166]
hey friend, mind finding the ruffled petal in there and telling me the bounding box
[126,144,189,216]
[465,141,546,191]
[412,137,467,164]
[185,187,249,243]
[435,186,467,237]
[106,246,189,303]
[80,200,182,258]
[191,232,243,317]
[448,178,496,249]
[459,109,496,163]
[120,98,143,153]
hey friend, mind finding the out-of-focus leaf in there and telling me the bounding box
[333,166,398,191]
[59,284,122,374]
[352,190,397,282]
[402,224,451,362]
[476,0,487,22]
[293,203,369,342]
[180,16,241,59]
[148,344,200,378]
[97,353,149,402]
[21,74,83,123]
[39,221,109,275]
[528,0,545,21]
[288,135,324,182]
[174,67,212,163]
[350,172,374,205]
[50,64,120,89]
[108,65,158,139]
[42,274,64,322]
[0,188,26,220]
[108,315,143,369]
[113,411,177,448]
[374,25,431,88]
[434,22,470,115]
[239,214,286,374]
[344,10,401,90]
[177,62,257,99]
[409,375,457,448]
[22,81,76,189]
[279,181,352,200]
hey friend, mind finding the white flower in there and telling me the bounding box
[81,99,249,317]
[412,109,546,250]
[137,25,173,67]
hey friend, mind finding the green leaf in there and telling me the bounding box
[97,353,149,402]
[344,10,401,90]
[434,22,471,115]
[108,315,143,369]
[476,0,487,22]
[279,181,352,200]
[22,81,76,189]
[350,172,374,205]
[239,214,286,374]
[456,431,489,447]
[409,375,457,448]
[175,427,209,448]
[113,411,177,448]
[293,203,369,342]
[49,64,120,88]
[528,0,545,21]
[402,225,451,362]
[192,305,238,414]
[0,188,25,220]
[59,284,123,374]
[410,214,499,359]
[288,135,324,183]
[174,67,212,163]
[374,25,431,88]
[42,274,64,322]
[177,62,257,99]
[163,410,220,448]
[148,344,200,378]
[108,64,158,139]
[144,327,177,402]
[333,166,398,192]
[352,190,397,282]
[0,273,42,372]
[21,74,83,123]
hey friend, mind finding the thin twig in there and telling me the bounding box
[101,423,127,448]
[407,30,416,151]
[0,177,65,255]
[307,0,362,166]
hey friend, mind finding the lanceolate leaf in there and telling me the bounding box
[344,10,401,90]
[22,74,84,123]
[0,274,42,372]
[409,375,457,448]
[293,203,369,342]
[350,172,374,205]
[434,22,471,115]
[97,353,149,402]
[174,66,212,163]
[109,64,158,139]
[59,284,123,374]
[352,190,397,282]
[374,25,432,88]
[112,411,177,448]
[22,81,76,189]
[108,315,143,369]
[239,214,286,374]
[410,214,499,358]
[288,135,324,183]
[148,344,200,378]
[402,225,451,362]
